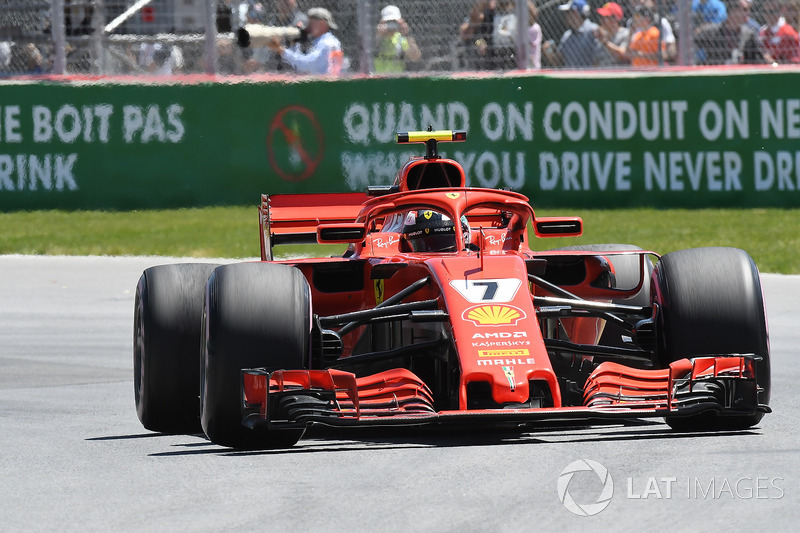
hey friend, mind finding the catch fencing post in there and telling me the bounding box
[515,0,529,70]
[358,0,374,74]
[676,0,692,66]
[92,0,105,74]
[204,0,217,74]
[51,0,66,74]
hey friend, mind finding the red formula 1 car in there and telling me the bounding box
[134,130,771,449]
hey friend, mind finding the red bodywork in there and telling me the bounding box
[242,144,766,431]
[243,356,758,426]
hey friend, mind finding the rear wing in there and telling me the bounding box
[260,193,368,260]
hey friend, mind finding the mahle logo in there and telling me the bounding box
[557,459,614,516]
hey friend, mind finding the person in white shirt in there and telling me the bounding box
[138,43,184,76]
[528,3,542,69]
[0,41,12,70]
[266,7,343,74]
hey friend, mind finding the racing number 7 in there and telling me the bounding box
[473,281,498,301]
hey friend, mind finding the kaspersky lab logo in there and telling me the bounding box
[557,459,614,516]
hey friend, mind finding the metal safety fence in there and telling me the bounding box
[1,0,799,77]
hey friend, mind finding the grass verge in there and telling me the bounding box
[1,207,798,274]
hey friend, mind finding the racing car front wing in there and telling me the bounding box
[241,356,770,431]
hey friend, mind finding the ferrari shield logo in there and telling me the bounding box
[374,279,385,305]
[446,192,460,199]
[423,210,433,219]
[502,366,516,391]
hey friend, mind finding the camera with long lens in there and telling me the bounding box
[236,21,308,49]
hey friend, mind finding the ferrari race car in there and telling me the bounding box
[134,130,771,449]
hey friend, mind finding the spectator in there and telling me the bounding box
[632,0,677,62]
[759,0,800,64]
[627,5,664,66]
[0,41,12,72]
[138,43,184,76]
[251,0,309,73]
[237,0,270,25]
[693,0,728,24]
[528,3,542,69]
[693,0,729,61]
[460,0,496,70]
[226,0,250,30]
[542,0,602,68]
[374,5,421,73]
[24,43,46,74]
[743,0,761,32]
[216,0,233,32]
[490,0,519,68]
[267,0,307,28]
[459,1,520,70]
[216,37,243,75]
[266,7,344,75]
[697,0,766,64]
[595,2,630,66]
[65,0,93,36]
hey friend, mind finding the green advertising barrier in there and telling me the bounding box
[1,71,800,210]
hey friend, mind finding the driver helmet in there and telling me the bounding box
[402,210,470,252]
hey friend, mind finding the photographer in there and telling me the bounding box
[374,5,421,73]
[266,7,343,75]
[232,0,309,73]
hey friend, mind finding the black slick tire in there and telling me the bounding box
[134,263,219,433]
[200,262,311,449]
[652,247,770,430]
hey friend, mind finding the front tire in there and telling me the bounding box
[134,263,219,433]
[653,247,770,430]
[200,263,311,449]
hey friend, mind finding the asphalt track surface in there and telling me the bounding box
[1,255,798,532]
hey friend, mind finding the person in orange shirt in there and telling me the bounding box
[627,5,664,66]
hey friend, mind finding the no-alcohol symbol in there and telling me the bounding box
[266,106,324,182]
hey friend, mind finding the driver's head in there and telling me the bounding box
[402,210,469,252]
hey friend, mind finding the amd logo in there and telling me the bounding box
[472,332,527,339]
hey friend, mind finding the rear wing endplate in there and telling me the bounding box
[260,193,368,261]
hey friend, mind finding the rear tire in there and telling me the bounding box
[200,263,311,449]
[653,247,770,430]
[134,263,219,433]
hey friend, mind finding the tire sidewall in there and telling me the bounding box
[652,247,770,427]
[201,262,311,449]
[134,263,219,433]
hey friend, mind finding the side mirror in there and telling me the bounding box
[317,223,366,244]
[533,217,583,238]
